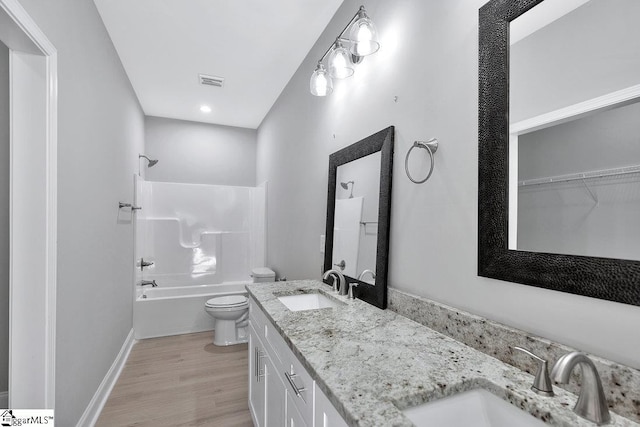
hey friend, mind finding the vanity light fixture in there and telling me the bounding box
[310,63,333,96]
[349,7,380,56]
[200,105,212,113]
[309,5,380,96]
[328,40,355,79]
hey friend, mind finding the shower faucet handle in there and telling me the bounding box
[140,258,154,271]
[333,260,346,270]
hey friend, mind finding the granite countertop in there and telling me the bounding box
[246,280,638,427]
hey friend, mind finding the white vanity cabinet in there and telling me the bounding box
[248,297,348,427]
[314,383,348,427]
[249,323,266,427]
[249,322,285,427]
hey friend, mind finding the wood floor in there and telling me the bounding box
[96,331,253,427]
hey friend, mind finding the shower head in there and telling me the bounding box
[139,154,159,168]
[340,181,355,198]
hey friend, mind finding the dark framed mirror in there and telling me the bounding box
[478,0,640,306]
[324,126,393,309]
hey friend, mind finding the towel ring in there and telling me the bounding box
[405,138,438,184]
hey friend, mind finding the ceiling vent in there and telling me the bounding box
[198,74,225,88]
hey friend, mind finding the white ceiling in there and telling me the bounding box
[94,0,344,129]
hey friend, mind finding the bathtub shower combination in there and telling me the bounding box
[133,178,268,340]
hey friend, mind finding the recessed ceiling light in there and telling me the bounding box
[200,105,212,113]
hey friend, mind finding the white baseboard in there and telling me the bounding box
[76,329,136,427]
[0,390,8,408]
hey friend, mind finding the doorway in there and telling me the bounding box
[0,38,9,409]
[0,0,57,409]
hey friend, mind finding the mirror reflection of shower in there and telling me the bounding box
[340,180,355,198]
[138,154,159,176]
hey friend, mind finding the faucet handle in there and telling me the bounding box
[140,258,154,271]
[513,346,554,396]
[348,282,358,299]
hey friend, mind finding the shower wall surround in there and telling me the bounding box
[256,0,640,370]
[136,179,266,287]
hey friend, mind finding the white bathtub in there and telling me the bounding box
[133,282,249,339]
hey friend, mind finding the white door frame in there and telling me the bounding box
[0,0,57,409]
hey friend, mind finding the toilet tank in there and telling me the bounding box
[251,267,276,283]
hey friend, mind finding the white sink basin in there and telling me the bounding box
[402,389,546,427]
[277,293,343,312]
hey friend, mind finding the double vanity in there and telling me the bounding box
[246,280,638,427]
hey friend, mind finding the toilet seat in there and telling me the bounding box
[206,295,248,308]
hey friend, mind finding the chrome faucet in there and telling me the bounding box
[551,352,611,425]
[357,269,376,281]
[322,269,347,295]
[138,280,157,287]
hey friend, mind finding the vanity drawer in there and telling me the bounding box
[249,298,269,332]
[280,341,314,420]
[249,297,286,369]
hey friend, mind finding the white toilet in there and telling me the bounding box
[204,267,275,346]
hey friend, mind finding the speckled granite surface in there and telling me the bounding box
[247,280,639,427]
[388,287,640,423]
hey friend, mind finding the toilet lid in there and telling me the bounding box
[206,295,248,308]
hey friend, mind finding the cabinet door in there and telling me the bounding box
[314,383,348,427]
[286,392,308,427]
[265,356,286,427]
[249,326,266,427]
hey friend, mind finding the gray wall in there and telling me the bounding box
[16,0,145,424]
[257,0,640,369]
[0,40,9,396]
[145,116,257,186]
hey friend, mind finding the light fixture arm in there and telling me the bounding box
[317,6,367,64]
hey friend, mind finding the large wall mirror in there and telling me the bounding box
[478,0,640,306]
[324,126,393,309]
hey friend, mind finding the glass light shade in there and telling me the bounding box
[310,64,333,96]
[328,41,355,79]
[349,13,380,57]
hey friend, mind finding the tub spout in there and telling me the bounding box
[138,280,157,287]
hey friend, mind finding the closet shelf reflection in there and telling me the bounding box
[518,164,640,187]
